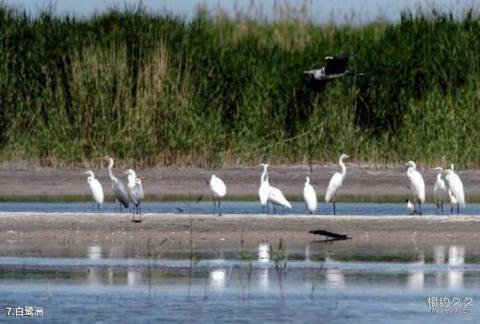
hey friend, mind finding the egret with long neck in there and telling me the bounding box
[303,176,317,214]
[325,154,349,215]
[433,167,447,214]
[444,165,465,215]
[104,156,129,211]
[406,161,425,214]
[259,164,270,213]
[85,170,104,214]
[125,169,143,222]
[258,164,291,214]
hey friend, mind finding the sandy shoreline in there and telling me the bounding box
[1,164,480,200]
[1,213,479,260]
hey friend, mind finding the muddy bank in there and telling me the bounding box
[1,213,479,260]
[1,164,480,200]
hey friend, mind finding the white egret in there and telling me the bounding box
[104,156,129,211]
[125,169,144,222]
[447,164,458,213]
[325,154,349,215]
[209,175,227,216]
[268,185,292,212]
[433,167,448,214]
[444,166,465,215]
[258,164,291,214]
[406,161,425,213]
[259,164,270,213]
[85,170,104,213]
[303,176,317,214]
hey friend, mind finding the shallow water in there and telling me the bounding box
[0,243,478,323]
[0,201,474,216]
[0,202,478,322]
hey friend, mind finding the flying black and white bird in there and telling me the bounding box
[304,56,353,90]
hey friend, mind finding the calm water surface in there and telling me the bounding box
[0,201,477,216]
[0,242,479,323]
[0,202,478,322]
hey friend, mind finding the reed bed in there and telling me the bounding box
[0,6,479,167]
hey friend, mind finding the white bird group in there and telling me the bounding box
[407,161,465,215]
[85,157,144,221]
[87,155,466,218]
[255,154,349,215]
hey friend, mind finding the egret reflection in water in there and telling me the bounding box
[407,251,425,290]
[87,245,102,286]
[324,256,345,288]
[210,268,227,293]
[258,241,270,262]
[448,245,465,290]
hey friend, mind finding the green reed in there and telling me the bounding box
[0,6,479,167]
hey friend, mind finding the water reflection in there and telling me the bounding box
[434,245,446,286]
[127,267,143,286]
[258,269,270,290]
[448,245,465,290]
[258,241,270,263]
[73,242,470,291]
[407,251,424,290]
[304,244,310,263]
[87,245,102,259]
[210,268,227,293]
[324,257,345,288]
[87,245,102,286]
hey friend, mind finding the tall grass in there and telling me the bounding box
[1,6,480,167]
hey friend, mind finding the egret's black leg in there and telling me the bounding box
[441,201,444,215]
[333,200,336,216]
[219,200,222,216]
[457,204,460,215]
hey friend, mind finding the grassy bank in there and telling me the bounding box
[1,6,480,167]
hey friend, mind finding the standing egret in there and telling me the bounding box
[406,161,425,214]
[104,156,129,212]
[444,167,465,215]
[447,164,458,213]
[259,164,270,213]
[209,175,227,216]
[433,167,448,214]
[303,176,317,214]
[85,170,104,213]
[325,154,349,215]
[125,169,144,222]
[268,185,292,212]
[258,164,291,214]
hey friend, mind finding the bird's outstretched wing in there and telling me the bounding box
[325,56,349,75]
